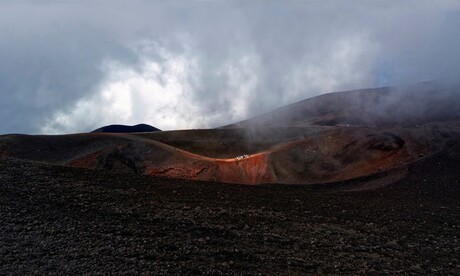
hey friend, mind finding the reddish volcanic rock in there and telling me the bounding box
[214,154,274,184]
[0,125,442,185]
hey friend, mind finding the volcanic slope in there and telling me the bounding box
[0,125,449,186]
[225,80,460,128]
[1,81,459,185]
[1,128,460,274]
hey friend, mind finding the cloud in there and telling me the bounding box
[42,39,262,133]
[282,35,378,104]
[1,1,460,134]
[42,41,198,133]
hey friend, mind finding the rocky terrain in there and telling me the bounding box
[1,81,460,274]
[1,138,459,274]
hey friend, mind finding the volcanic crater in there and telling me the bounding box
[0,82,454,187]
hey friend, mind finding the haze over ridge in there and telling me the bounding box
[1,1,460,134]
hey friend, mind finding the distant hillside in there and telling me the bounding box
[92,124,160,133]
[224,80,460,128]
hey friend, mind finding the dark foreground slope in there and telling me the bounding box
[1,135,459,274]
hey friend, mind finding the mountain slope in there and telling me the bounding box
[1,81,459,185]
[225,80,460,128]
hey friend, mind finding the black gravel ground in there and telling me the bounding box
[1,143,459,274]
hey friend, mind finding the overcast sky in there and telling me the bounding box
[1,1,460,134]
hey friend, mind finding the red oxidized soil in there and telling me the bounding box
[142,154,273,185]
[214,154,274,184]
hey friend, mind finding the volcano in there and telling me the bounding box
[2,81,460,274]
[1,80,459,186]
